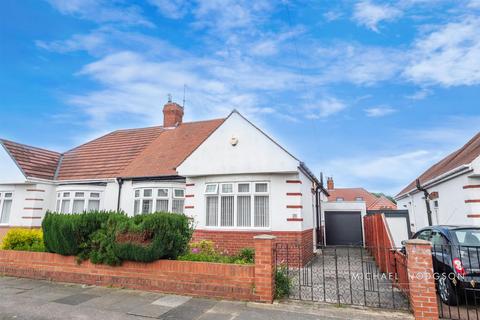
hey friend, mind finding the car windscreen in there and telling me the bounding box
[451,229,480,246]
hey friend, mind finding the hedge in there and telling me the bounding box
[42,211,193,266]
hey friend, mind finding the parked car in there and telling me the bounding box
[408,225,480,305]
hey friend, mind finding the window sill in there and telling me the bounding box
[202,226,271,232]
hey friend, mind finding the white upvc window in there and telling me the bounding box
[133,187,185,215]
[0,192,13,225]
[56,191,102,214]
[205,182,269,228]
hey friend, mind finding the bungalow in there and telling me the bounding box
[0,101,328,254]
[395,132,480,232]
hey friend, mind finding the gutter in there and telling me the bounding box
[116,178,123,212]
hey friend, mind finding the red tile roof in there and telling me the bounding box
[327,188,397,210]
[0,139,61,180]
[2,118,224,181]
[397,131,480,197]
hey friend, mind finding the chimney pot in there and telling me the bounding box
[163,101,184,128]
[327,177,334,190]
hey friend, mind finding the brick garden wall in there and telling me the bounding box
[0,250,256,301]
[192,229,314,264]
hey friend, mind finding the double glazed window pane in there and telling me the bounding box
[0,200,12,224]
[254,196,269,227]
[255,183,268,193]
[172,199,184,213]
[88,199,100,211]
[206,196,218,226]
[61,200,70,213]
[142,200,152,214]
[72,200,85,213]
[220,196,234,226]
[156,199,169,212]
[158,189,168,197]
[237,196,251,227]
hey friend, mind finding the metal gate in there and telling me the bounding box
[275,243,410,311]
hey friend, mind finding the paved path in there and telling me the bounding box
[0,276,412,320]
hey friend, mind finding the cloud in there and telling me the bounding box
[324,10,343,22]
[305,97,347,119]
[148,0,188,19]
[46,0,153,27]
[404,17,480,86]
[405,88,431,100]
[353,1,402,32]
[324,150,442,194]
[364,106,396,117]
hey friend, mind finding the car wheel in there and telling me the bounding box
[438,275,460,306]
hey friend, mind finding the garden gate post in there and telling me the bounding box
[406,239,439,320]
[253,234,276,303]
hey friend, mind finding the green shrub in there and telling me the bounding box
[274,265,292,299]
[42,211,117,256]
[178,241,254,264]
[1,228,45,252]
[42,211,194,266]
[113,212,192,263]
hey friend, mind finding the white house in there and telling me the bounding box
[395,132,480,232]
[0,101,328,255]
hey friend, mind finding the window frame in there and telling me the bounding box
[0,191,14,225]
[56,191,103,214]
[204,181,270,229]
[133,187,185,215]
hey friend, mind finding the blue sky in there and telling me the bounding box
[1,0,479,195]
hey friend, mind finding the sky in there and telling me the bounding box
[0,0,479,196]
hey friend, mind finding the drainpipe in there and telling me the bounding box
[416,179,432,226]
[316,173,324,247]
[116,177,124,212]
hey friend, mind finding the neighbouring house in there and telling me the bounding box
[395,132,480,232]
[0,100,328,256]
[319,177,398,246]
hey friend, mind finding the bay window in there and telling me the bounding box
[205,182,269,228]
[0,192,13,224]
[133,187,185,215]
[56,191,102,213]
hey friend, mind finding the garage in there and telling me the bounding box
[325,211,363,246]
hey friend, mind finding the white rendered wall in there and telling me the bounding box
[0,145,26,184]
[177,112,300,177]
[184,173,304,232]
[397,172,475,232]
[299,170,315,230]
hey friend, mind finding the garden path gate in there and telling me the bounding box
[275,243,410,311]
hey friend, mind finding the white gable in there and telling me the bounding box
[177,111,300,177]
[0,143,26,184]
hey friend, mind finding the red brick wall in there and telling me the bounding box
[192,229,314,265]
[0,250,255,301]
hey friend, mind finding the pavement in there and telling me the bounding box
[0,276,413,320]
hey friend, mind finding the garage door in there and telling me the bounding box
[325,211,363,246]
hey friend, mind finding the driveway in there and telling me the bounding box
[0,276,411,320]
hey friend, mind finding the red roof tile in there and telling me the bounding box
[397,131,480,197]
[2,118,225,181]
[327,188,396,210]
[1,139,61,180]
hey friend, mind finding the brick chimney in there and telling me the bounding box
[163,101,184,128]
[327,177,334,190]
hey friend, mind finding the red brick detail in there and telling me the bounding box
[26,189,45,192]
[286,205,302,209]
[467,214,480,218]
[192,229,314,265]
[406,240,439,320]
[464,185,480,189]
[0,250,256,302]
[286,193,302,196]
[185,194,194,198]
[286,180,301,184]
[22,217,42,219]
[23,207,43,210]
[25,198,44,201]
[287,218,303,222]
[465,199,480,203]
[185,206,194,209]
[186,183,195,187]
[254,236,275,303]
